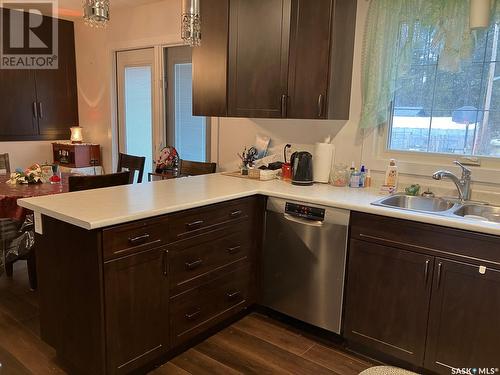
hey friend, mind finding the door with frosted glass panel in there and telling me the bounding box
[116,48,157,177]
[166,46,209,162]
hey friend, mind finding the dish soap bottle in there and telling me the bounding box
[384,159,399,188]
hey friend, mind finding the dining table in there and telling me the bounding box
[0,174,70,280]
[0,175,70,221]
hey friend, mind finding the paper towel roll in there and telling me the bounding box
[313,143,335,183]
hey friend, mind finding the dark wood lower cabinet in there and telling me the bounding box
[170,265,254,347]
[344,239,433,366]
[35,196,263,375]
[425,259,500,373]
[104,247,169,374]
[348,212,500,374]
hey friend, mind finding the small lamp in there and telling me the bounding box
[470,0,492,29]
[70,126,83,144]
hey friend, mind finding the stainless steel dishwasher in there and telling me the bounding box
[262,197,350,334]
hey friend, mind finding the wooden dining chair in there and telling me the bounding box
[117,153,146,183]
[0,153,11,175]
[179,160,217,176]
[68,171,131,192]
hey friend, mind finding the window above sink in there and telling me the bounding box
[387,22,500,159]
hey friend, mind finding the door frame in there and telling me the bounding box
[116,48,156,166]
[111,43,178,172]
[111,42,215,172]
[164,46,211,162]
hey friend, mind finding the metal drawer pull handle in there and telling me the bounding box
[230,210,243,218]
[185,308,201,321]
[318,94,324,118]
[227,246,241,254]
[128,234,150,245]
[424,259,430,284]
[284,213,323,227]
[281,94,288,118]
[437,262,443,288]
[185,259,203,270]
[226,290,241,300]
[162,251,168,276]
[186,220,204,229]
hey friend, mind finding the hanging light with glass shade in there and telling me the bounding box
[470,0,492,29]
[181,0,201,46]
[83,0,110,28]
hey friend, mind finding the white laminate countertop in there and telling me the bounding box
[17,173,500,236]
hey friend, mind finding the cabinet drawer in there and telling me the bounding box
[350,212,500,268]
[170,265,253,347]
[169,223,253,295]
[102,217,169,260]
[167,197,256,243]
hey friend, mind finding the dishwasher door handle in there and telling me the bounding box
[283,213,323,227]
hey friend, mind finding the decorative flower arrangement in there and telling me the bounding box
[155,146,180,173]
[7,164,46,184]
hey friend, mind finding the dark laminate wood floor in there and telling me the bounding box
[1,262,374,375]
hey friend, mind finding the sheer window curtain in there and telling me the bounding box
[360,0,500,129]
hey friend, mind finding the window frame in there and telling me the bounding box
[362,117,500,185]
[363,22,500,184]
[164,46,211,163]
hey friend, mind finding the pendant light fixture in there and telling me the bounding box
[470,0,492,29]
[83,0,110,28]
[181,0,201,46]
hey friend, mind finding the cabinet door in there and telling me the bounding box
[104,247,169,375]
[0,8,38,139]
[425,259,500,373]
[0,70,38,139]
[192,0,229,117]
[228,0,291,118]
[287,0,332,119]
[344,239,433,366]
[35,18,79,139]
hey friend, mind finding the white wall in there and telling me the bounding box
[74,0,181,173]
[0,141,55,170]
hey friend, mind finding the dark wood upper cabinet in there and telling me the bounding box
[0,70,38,138]
[35,18,79,139]
[104,247,169,375]
[0,9,78,141]
[287,0,332,119]
[227,0,291,118]
[344,239,433,367]
[425,259,500,373]
[288,0,356,119]
[192,0,357,120]
[192,0,229,117]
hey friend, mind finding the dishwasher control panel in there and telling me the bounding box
[285,202,325,221]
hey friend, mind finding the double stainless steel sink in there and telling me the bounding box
[372,194,500,224]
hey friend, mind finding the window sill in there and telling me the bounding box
[362,126,500,185]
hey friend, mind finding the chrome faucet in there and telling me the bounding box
[432,161,472,202]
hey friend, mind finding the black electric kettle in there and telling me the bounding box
[290,151,313,186]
